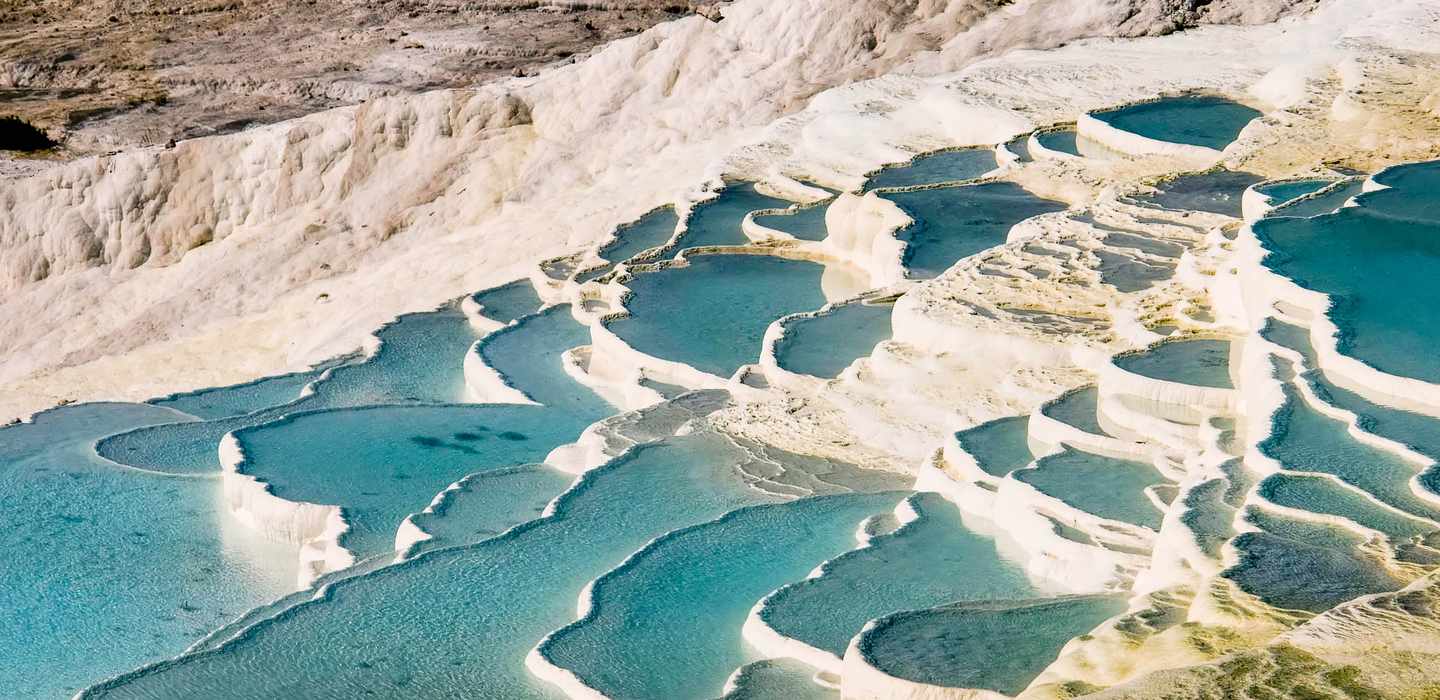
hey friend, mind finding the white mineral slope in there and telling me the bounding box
[0,0,1321,421]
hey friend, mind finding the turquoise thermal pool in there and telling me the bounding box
[1114,338,1235,389]
[1257,160,1440,384]
[883,182,1067,279]
[864,148,997,190]
[857,595,1128,694]
[752,200,831,241]
[773,298,894,378]
[677,182,794,248]
[1091,95,1262,151]
[757,493,1035,660]
[606,254,829,378]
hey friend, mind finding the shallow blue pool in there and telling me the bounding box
[1035,129,1081,157]
[1114,338,1234,389]
[678,183,793,249]
[753,201,831,241]
[859,595,1127,694]
[865,149,997,191]
[607,254,828,378]
[150,369,324,420]
[600,207,679,263]
[1225,508,1401,613]
[883,183,1066,280]
[0,404,295,699]
[477,304,612,419]
[955,416,1034,477]
[1092,96,1261,151]
[759,493,1035,659]
[774,300,894,378]
[1041,386,1109,436]
[1015,448,1168,530]
[85,432,782,699]
[1257,161,1440,384]
[235,403,583,558]
[540,491,905,698]
[472,280,544,324]
[1130,169,1264,217]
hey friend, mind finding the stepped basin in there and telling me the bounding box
[477,304,612,419]
[403,464,574,555]
[234,403,582,559]
[1131,169,1264,217]
[1257,178,1335,208]
[1041,386,1110,436]
[1224,508,1402,613]
[150,368,325,420]
[864,148,997,191]
[600,207,679,263]
[539,491,905,699]
[1270,314,1440,500]
[1114,338,1235,389]
[757,493,1035,661]
[607,254,828,378]
[1258,473,1434,541]
[723,659,835,700]
[1035,128,1082,157]
[1256,160,1440,384]
[1269,178,1365,219]
[472,279,545,324]
[1261,382,1440,523]
[678,182,793,249]
[753,200,831,241]
[1014,448,1168,530]
[1179,476,1239,559]
[883,182,1066,280]
[956,416,1034,477]
[773,298,894,379]
[1091,95,1261,151]
[84,431,790,699]
[0,404,295,700]
[856,595,1127,695]
[96,304,482,476]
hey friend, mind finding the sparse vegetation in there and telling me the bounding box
[0,116,57,151]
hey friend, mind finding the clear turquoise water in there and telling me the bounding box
[1092,96,1261,151]
[1258,473,1433,540]
[678,183,793,249]
[1261,383,1440,523]
[773,300,893,378]
[1179,477,1238,559]
[472,280,544,324]
[404,464,576,555]
[955,416,1033,477]
[607,254,828,378]
[1225,508,1401,613]
[95,304,481,475]
[87,432,782,699]
[476,304,612,419]
[1041,386,1109,436]
[1257,161,1440,383]
[864,149,997,191]
[1130,170,1264,217]
[721,659,835,700]
[1036,129,1081,157]
[0,404,295,699]
[883,183,1066,280]
[150,369,324,420]
[540,491,905,699]
[752,201,831,241]
[236,403,584,558]
[1114,338,1234,389]
[1015,448,1168,530]
[859,595,1127,694]
[1257,179,1333,206]
[758,493,1035,659]
[1270,178,1365,219]
[600,207,679,263]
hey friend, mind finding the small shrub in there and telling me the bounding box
[0,116,57,151]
